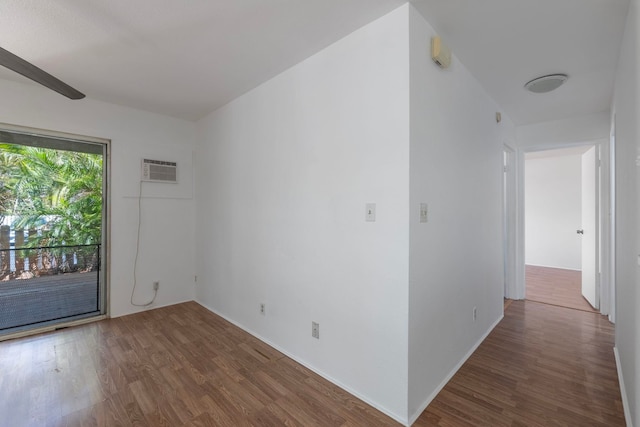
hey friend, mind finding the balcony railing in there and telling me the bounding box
[0,243,100,280]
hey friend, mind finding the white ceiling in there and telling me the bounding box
[0,0,631,125]
[0,0,405,120]
[411,0,630,125]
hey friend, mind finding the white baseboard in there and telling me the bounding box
[525,263,581,272]
[407,314,504,426]
[614,346,633,427]
[112,296,196,318]
[195,300,409,426]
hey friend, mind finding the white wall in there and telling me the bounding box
[517,111,610,148]
[407,5,516,422]
[0,79,196,318]
[611,0,639,424]
[195,6,410,423]
[525,153,582,270]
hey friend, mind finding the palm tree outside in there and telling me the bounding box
[0,143,102,247]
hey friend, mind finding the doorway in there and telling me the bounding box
[519,142,610,315]
[0,125,109,337]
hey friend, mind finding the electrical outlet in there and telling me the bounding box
[473,306,477,322]
[312,321,319,339]
[260,303,266,315]
[153,281,160,291]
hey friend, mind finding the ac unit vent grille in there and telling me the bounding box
[141,159,177,183]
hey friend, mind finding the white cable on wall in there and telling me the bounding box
[130,179,158,307]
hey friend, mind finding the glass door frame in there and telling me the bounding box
[0,122,110,339]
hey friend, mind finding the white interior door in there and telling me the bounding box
[581,146,598,309]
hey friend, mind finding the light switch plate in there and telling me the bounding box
[420,203,428,223]
[365,203,376,222]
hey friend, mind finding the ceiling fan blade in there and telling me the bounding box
[0,46,85,100]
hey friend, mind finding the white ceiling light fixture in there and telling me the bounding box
[524,73,569,93]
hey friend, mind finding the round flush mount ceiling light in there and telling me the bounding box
[524,74,569,93]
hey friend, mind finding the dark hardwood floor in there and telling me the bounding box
[0,299,626,426]
[525,265,598,313]
[414,300,624,426]
[0,302,398,427]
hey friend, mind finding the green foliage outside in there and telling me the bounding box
[0,143,103,247]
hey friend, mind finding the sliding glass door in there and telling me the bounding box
[0,127,108,336]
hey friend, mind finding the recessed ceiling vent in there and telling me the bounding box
[141,158,177,183]
[524,74,568,93]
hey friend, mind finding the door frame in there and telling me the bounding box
[607,115,616,323]
[0,122,111,340]
[513,137,613,317]
[503,144,518,300]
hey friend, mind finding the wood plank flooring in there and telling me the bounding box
[0,301,398,427]
[525,265,598,313]
[0,300,625,426]
[413,300,624,426]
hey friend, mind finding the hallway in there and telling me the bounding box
[415,300,624,426]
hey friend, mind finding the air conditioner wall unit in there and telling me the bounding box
[141,158,178,183]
